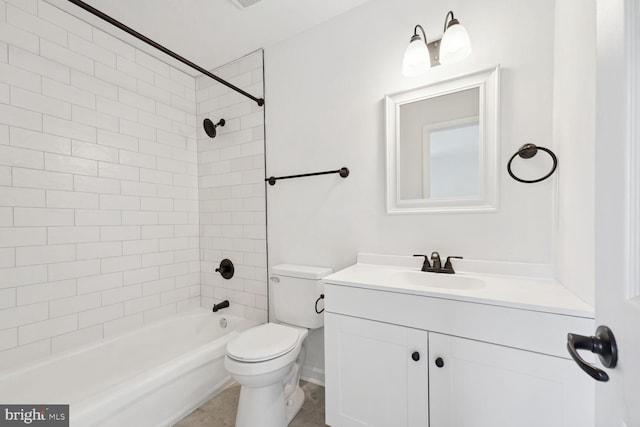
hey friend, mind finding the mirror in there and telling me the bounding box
[385,66,500,214]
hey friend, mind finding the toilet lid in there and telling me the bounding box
[227,323,300,362]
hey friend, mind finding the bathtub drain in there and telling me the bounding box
[219,318,228,328]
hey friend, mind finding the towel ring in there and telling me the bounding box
[507,143,558,184]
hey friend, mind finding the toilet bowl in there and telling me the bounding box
[225,323,308,427]
[224,264,331,427]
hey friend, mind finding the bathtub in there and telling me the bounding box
[0,308,258,427]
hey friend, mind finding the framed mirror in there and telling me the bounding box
[385,66,500,214]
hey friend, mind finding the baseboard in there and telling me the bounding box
[301,366,325,387]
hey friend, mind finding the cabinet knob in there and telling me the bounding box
[411,351,420,361]
[435,357,445,368]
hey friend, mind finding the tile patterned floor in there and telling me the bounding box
[174,381,327,427]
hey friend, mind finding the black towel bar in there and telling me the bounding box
[266,167,349,186]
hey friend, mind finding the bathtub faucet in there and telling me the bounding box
[212,300,230,312]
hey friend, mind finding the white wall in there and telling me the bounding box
[265,0,557,383]
[0,0,200,370]
[196,51,268,323]
[553,0,596,305]
[265,0,557,271]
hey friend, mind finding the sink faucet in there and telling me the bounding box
[430,252,442,270]
[414,253,463,274]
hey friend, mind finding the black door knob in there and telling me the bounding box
[435,357,445,368]
[411,351,420,361]
[567,325,617,382]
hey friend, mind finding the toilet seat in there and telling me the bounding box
[227,323,301,362]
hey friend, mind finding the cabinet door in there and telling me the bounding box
[325,313,428,427]
[428,332,594,427]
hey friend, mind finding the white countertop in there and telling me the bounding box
[323,254,594,318]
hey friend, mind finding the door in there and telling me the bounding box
[324,313,428,427]
[594,0,640,425]
[429,333,593,427]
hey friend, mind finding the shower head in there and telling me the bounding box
[203,118,226,138]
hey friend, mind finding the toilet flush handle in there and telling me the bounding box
[315,294,325,314]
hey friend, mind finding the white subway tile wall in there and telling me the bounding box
[197,51,267,323]
[0,0,201,369]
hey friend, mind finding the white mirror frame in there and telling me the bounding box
[385,66,500,214]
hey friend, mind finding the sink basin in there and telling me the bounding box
[391,271,485,290]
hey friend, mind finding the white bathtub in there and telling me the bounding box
[0,308,257,427]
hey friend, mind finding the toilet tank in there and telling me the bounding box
[271,264,332,329]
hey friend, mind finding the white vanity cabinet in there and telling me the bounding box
[428,332,593,427]
[324,313,429,427]
[324,274,596,427]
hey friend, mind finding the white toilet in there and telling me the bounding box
[224,264,332,427]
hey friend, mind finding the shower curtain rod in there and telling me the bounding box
[66,0,265,107]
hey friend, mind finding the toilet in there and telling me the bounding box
[224,264,332,427]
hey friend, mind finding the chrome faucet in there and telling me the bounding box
[413,253,463,274]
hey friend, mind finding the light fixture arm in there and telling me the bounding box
[443,11,459,32]
[413,24,428,44]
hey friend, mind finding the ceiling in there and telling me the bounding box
[46,0,371,75]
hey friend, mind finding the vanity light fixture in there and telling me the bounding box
[402,10,472,76]
[439,11,472,65]
[402,25,432,77]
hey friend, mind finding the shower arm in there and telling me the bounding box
[65,0,265,107]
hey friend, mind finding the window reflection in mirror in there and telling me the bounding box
[399,87,480,200]
[428,120,479,198]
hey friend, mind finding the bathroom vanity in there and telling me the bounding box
[324,254,595,427]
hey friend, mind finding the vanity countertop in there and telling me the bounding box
[323,254,594,319]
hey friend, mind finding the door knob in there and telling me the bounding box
[435,357,445,368]
[411,351,420,361]
[567,325,617,382]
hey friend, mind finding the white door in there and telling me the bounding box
[593,0,640,425]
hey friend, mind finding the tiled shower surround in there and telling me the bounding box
[196,51,267,323]
[0,0,266,369]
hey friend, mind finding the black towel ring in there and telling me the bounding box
[507,143,558,184]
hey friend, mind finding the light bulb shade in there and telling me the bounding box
[439,23,472,65]
[402,37,431,77]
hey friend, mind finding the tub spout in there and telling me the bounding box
[212,300,230,312]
